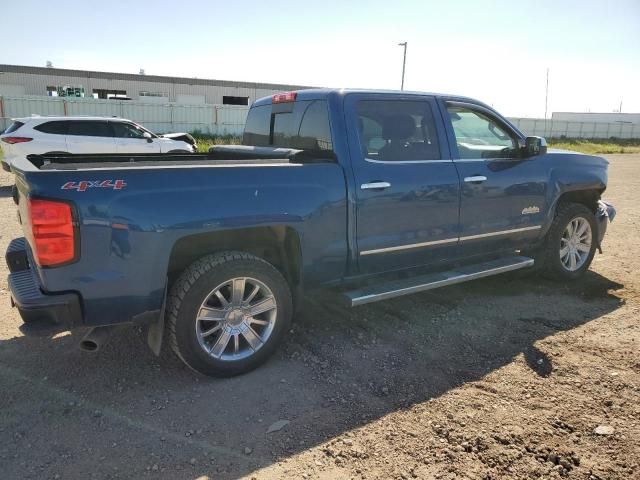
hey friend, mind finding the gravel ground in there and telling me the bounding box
[0,155,638,480]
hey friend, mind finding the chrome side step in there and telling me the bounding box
[344,256,534,307]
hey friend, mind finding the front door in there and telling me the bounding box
[442,101,547,257]
[111,122,160,153]
[346,94,461,274]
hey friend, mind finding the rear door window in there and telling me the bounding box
[3,121,24,134]
[34,121,68,135]
[355,100,441,161]
[67,121,112,137]
[243,100,333,152]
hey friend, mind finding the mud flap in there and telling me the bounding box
[147,283,167,356]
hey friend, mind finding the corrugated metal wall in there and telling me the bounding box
[0,95,248,135]
[0,69,301,105]
[1,95,639,139]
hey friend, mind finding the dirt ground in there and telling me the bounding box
[0,155,638,480]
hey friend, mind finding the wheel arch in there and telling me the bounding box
[554,188,604,214]
[543,186,604,235]
[166,226,303,296]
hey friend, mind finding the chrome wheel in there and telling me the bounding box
[195,277,277,361]
[560,216,592,271]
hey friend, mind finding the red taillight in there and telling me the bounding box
[1,137,33,144]
[272,91,297,104]
[27,199,77,267]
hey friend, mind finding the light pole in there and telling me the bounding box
[398,42,407,90]
[544,67,549,136]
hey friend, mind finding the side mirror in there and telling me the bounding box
[524,136,547,157]
[143,132,153,143]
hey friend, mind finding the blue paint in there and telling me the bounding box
[10,89,610,328]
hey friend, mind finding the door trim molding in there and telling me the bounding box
[360,237,458,256]
[364,157,453,164]
[459,225,541,242]
[359,225,541,256]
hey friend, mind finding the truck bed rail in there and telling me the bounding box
[28,145,335,170]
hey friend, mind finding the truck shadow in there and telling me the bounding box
[0,270,625,479]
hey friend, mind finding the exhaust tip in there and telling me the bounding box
[80,340,99,352]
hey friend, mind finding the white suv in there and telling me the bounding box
[1,116,197,170]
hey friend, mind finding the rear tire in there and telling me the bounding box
[535,202,597,280]
[166,252,292,377]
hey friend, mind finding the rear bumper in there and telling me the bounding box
[6,238,82,335]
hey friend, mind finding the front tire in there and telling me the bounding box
[167,252,292,377]
[537,202,598,280]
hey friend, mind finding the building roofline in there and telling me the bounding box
[552,111,639,115]
[0,64,312,91]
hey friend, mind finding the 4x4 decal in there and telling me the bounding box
[61,180,127,192]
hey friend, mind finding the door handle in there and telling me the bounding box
[361,182,391,190]
[464,175,487,183]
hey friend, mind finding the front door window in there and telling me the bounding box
[447,106,517,159]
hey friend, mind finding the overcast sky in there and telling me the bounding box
[3,0,639,117]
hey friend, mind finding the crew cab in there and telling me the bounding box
[5,89,615,376]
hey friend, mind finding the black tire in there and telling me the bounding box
[167,149,191,154]
[535,202,598,280]
[167,252,292,377]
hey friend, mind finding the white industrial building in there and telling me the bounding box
[552,112,640,125]
[0,64,309,106]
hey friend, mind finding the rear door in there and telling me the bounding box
[65,120,116,153]
[345,94,461,274]
[442,100,547,257]
[111,122,160,153]
[32,121,69,153]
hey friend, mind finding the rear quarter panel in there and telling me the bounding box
[16,163,347,327]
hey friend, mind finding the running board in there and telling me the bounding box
[344,256,534,307]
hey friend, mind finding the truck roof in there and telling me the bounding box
[252,88,484,107]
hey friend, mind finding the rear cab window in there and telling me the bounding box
[3,121,25,134]
[243,99,333,154]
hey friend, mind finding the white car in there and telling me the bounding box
[1,116,197,170]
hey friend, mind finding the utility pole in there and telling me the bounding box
[544,68,549,136]
[398,42,407,90]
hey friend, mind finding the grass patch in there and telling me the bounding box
[191,132,241,153]
[548,138,640,155]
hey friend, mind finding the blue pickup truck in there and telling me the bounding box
[6,89,615,376]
